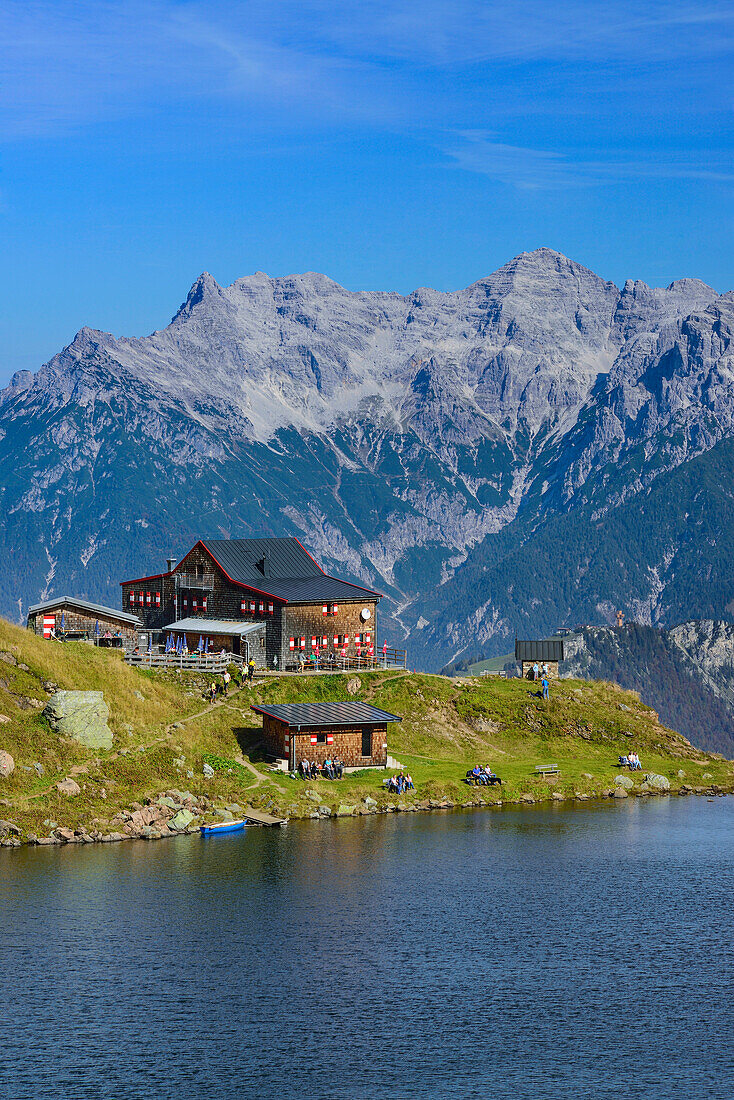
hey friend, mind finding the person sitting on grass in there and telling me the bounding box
[471,764,483,784]
[404,773,414,790]
[312,761,323,779]
[323,758,334,780]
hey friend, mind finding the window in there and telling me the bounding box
[323,603,338,616]
[361,729,372,757]
[155,592,161,606]
[321,635,327,647]
[267,603,274,615]
[260,637,265,648]
[310,733,327,744]
[241,600,247,613]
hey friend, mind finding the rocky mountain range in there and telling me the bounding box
[1,247,732,669]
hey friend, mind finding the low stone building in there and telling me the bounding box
[251,701,402,771]
[27,596,141,646]
[515,638,565,680]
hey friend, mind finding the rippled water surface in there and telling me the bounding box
[2,798,733,1099]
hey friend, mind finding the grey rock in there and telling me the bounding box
[56,777,81,796]
[614,774,634,789]
[0,819,20,835]
[363,796,378,809]
[644,773,671,790]
[613,787,628,799]
[346,677,361,696]
[133,690,145,701]
[0,750,14,778]
[202,762,215,778]
[33,761,45,777]
[43,691,113,750]
[336,803,356,816]
[169,808,196,831]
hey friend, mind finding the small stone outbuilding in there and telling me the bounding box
[252,701,402,771]
[515,638,564,680]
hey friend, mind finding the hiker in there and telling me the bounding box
[532,662,539,681]
[247,658,255,682]
[222,669,231,696]
[333,757,344,779]
[272,654,279,670]
[300,758,311,779]
[208,681,216,704]
[404,773,414,790]
[541,676,550,700]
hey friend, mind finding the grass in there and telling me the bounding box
[0,616,732,838]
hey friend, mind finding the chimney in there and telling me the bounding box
[257,555,271,578]
[166,557,177,573]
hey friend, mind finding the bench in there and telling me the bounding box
[465,771,502,786]
[534,764,560,775]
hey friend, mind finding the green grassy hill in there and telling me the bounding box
[0,617,731,844]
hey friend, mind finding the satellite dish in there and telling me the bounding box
[360,608,371,622]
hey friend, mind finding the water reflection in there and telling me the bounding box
[1,799,733,1100]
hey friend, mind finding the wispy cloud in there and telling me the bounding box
[1,0,732,140]
[443,131,734,189]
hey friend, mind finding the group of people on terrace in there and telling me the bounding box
[300,758,344,780]
[385,772,414,794]
[620,751,642,770]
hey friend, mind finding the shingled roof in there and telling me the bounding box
[515,638,565,662]
[251,702,402,728]
[201,537,381,603]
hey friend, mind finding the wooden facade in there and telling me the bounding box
[253,702,401,769]
[121,537,381,669]
[27,597,141,645]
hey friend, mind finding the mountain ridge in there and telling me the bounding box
[1,247,732,669]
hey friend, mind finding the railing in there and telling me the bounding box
[124,651,243,672]
[289,648,408,672]
[174,572,215,590]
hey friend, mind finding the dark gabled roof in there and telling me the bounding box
[202,537,323,583]
[251,702,402,729]
[248,576,379,603]
[27,596,142,626]
[201,537,382,602]
[515,639,565,662]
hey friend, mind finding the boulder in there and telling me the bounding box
[614,774,634,789]
[677,769,686,779]
[202,762,215,778]
[346,677,361,696]
[43,691,113,750]
[0,750,14,778]
[337,803,356,816]
[613,787,628,799]
[363,796,378,809]
[0,819,20,836]
[169,808,196,831]
[644,773,671,790]
[33,761,44,777]
[0,714,10,724]
[56,777,82,796]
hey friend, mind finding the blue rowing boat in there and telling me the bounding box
[199,819,247,836]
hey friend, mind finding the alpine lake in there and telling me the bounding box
[2,795,733,1100]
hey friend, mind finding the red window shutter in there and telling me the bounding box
[322,605,328,615]
[155,592,160,606]
[138,592,144,604]
[333,605,338,614]
[310,735,317,744]
[146,592,151,605]
[241,600,246,613]
[250,601,256,613]
[202,597,207,611]
[344,635,349,644]
[289,637,295,651]
[300,637,306,649]
[311,636,317,648]
[326,734,334,744]
[322,636,327,647]
[258,601,264,613]
[128,591,134,603]
[366,632,371,643]
[192,599,198,610]
[268,603,274,615]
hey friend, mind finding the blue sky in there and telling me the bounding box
[1,0,732,382]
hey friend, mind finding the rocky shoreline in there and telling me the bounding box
[1,781,731,849]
